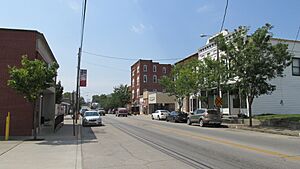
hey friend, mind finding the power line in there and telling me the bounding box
[82,51,183,61]
[220,0,229,31]
[81,60,129,72]
[292,26,300,52]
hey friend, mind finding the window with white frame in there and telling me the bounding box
[132,79,135,87]
[143,65,147,72]
[143,75,147,83]
[153,75,157,83]
[132,90,135,99]
[137,76,140,86]
[137,89,140,96]
[292,58,300,76]
[153,65,157,72]
[137,65,140,73]
[162,67,167,74]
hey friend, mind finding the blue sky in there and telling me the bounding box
[1,0,299,101]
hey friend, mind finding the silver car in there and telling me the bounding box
[82,111,102,127]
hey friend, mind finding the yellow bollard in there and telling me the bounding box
[5,112,10,141]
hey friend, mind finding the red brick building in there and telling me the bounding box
[0,28,58,136]
[131,60,172,113]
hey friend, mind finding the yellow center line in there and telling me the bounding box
[150,124,300,161]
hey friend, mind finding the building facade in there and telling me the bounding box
[0,28,58,136]
[131,60,172,114]
[185,30,300,116]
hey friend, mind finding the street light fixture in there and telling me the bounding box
[200,33,222,111]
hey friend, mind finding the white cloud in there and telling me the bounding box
[68,0,81,11]
[196,5,211,13]
[130,23,146,34]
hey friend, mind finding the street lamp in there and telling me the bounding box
[200,33,222,110]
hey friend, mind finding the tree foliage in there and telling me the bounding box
[92,84,130,110]
[8,55,58,102]
[55,81,64,104]
[218,23,292,126]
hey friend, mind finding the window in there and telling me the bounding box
[153,75,157,83]
[292,58,300,76]
[162,67,167,74]
[143,65,147,72]
[132,70,135,77]
[137,76,140,86]
[137,89,140,96]
[132,90,135,99]
[132,79,135,87]
[143,75,147,83]
[153,65,157,72]
[137,65,140,73]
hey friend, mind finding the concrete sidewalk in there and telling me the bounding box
[0,115,82,169]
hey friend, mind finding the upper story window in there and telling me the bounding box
[137,76,140,86]
[292,58,300,76]
[153,65,157,72]
[143,75,147,83]
[143,65,147,72]
[132,90,135,99]
[162,67,167,74]
[137,65,140,73]
[132,70,135,77]
[153,75,157,83]
[132,79,135,87]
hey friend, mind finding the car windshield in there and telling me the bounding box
[84,111,99,116]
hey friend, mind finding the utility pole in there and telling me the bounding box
[74,0,88,136]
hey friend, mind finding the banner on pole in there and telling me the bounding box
[80,69,87,87]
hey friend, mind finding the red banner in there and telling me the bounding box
[80,69,87,87]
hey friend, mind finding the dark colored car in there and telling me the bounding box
[187,109,222,127]
[166,111,188,123]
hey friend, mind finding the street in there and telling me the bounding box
[81,114,300,169]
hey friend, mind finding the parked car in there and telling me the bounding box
[80,107,90,116]
[166,111,188,123]
[187,109,222,127]
[98,109,106,116]
[116,108,128,117]
[151,110,170,120]
[82,111,102,127]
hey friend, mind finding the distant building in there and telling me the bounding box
[131,60,172,114]
[0,28,58,136]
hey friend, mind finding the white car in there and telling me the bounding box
[151,110,170,120]
[82,111,102,127]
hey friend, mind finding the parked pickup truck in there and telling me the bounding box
[116,108,128,117]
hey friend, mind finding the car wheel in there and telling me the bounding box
[158,116,160,120]
[152,116,154,120]
[166,118,169,122]
[187,118,191,125]
[199,119,204,127]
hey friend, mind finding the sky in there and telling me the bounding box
[1,0,300,101]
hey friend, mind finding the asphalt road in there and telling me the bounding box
[81,114,300,169]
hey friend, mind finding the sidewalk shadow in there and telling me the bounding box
[36,124,98,146]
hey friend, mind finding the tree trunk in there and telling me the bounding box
[248,96,253,127]
[33,99,37,140]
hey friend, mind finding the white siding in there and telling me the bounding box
[252,39,300,115]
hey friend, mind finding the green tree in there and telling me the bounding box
[112,84,131,107]
[160,59,201,111]
[218,24,292,126]
[55,81,64,104]
[8,55,58,139]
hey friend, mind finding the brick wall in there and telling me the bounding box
[0,29,37,136]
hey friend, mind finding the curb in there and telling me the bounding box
[226,124,300,137]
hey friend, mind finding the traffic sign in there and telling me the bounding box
[215,96,223,107]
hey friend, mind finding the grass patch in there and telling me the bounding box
[254,114,300,122]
